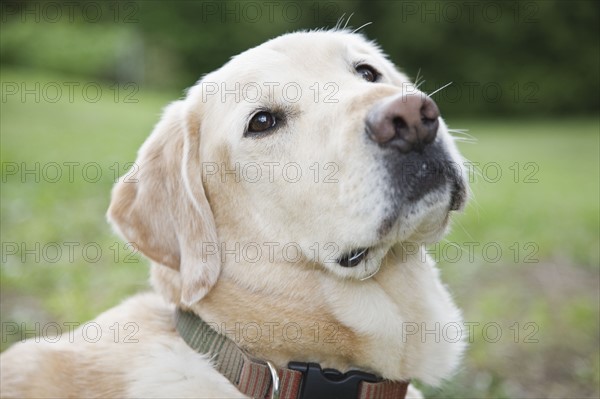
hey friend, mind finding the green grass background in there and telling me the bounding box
[1,69,598,398]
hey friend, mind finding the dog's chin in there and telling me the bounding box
[383,181,462,237]
[402,205,452,244]
[324,191,459,281]
[321,174,466,281]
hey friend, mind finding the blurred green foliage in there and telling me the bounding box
[1,0,599,117]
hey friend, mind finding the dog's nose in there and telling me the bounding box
[366,94,440,153]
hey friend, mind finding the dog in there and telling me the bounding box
[0,29,468,398]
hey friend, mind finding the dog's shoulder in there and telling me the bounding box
[0,293,244,398]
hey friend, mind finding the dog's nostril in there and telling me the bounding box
[420,98,440,145]
[421,116,435,125]
[393,117,408,132]
[421,116,439,131]
[420,98,440,121]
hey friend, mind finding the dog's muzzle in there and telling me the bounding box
[366,93,467,236]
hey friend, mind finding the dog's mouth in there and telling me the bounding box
[337,247,369,267]
[449,180,466,211]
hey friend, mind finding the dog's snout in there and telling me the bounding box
[366,94,440,153]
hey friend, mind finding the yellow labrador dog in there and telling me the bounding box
[1,30,468,398]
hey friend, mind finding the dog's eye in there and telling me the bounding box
[246,111,277,136]
[356,64,379,82]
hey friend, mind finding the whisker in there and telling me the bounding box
[428,81,453,97]
[414,68,423,87]
[352,21,373,33]
[344,13,355,30]
[448,127,477,141]
[450,134,476,139]
[452,138,477,144]
[451,213,479,243]
[335,14,346,30]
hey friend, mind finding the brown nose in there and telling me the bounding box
[366,94,440,153]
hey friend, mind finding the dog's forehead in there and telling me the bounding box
[262,30,384,60]
[211,31,390,82]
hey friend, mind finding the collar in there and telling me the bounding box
[175,308,410,399]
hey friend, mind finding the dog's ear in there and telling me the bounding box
[107,100,219,305]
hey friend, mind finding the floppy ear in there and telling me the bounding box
[107,100,220,305]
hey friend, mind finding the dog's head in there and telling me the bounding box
[108,30,467,305]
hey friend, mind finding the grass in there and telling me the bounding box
[446,118,599,266]
[0,68,175,324]
[1,69,599,398]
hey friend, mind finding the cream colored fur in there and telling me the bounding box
[0,30,467,399]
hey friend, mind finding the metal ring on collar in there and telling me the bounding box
[266,360,280,399]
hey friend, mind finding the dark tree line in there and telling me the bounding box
[1,0,598,117]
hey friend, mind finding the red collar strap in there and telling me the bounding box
[175,308,410,399]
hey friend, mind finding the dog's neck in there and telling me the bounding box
[152,246,463,384]
[189,260,365,372]
[174,306,411,399]
[190,247,459,384]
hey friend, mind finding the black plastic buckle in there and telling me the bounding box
[288,362,380,399]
